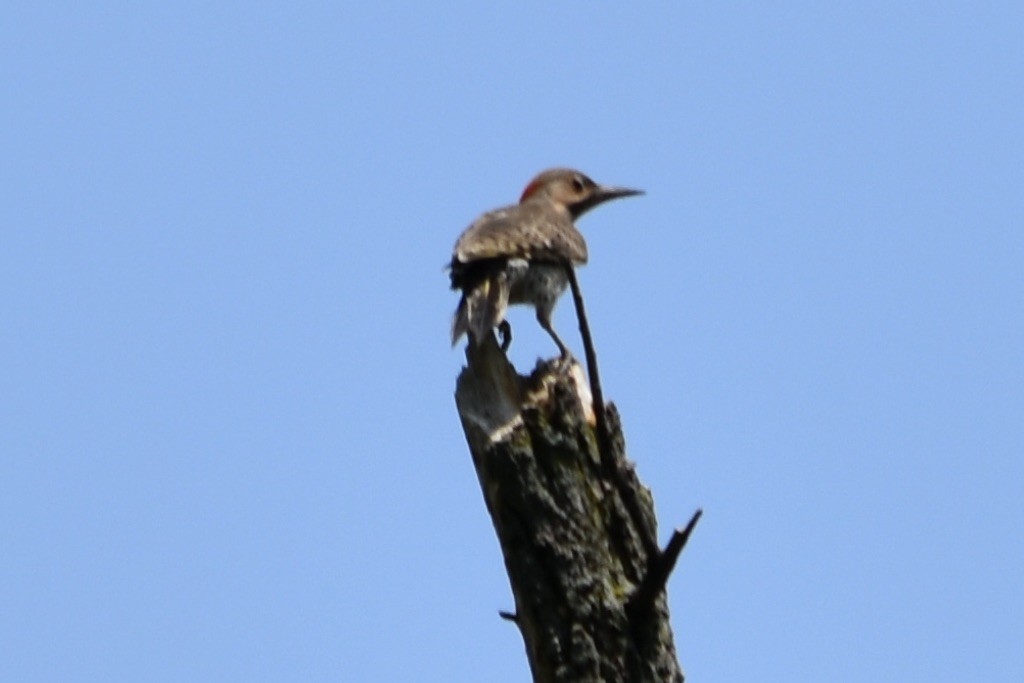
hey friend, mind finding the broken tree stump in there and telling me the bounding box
[454,336,689,683]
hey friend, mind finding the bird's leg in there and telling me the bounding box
[537,308,572,360]
[497,320,512,352]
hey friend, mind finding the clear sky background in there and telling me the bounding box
[3,2,1022,681]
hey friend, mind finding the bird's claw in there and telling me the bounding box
[498,321,512,352]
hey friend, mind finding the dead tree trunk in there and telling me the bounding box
[455,336,693,682]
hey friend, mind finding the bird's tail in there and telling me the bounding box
[451,275,509,347]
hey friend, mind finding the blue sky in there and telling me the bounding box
[3,2,1022,681]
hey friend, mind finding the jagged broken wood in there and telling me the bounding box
[455,331,696,682]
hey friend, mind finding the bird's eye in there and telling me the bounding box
[572,175,586,192]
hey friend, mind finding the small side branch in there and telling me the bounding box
[628,509,703,619]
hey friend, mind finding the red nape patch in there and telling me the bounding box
[519,177,546,203]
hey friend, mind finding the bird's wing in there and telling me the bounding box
[452,203,588,266]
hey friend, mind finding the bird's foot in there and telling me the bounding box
[497,321,512,352]
[555,344,576,367]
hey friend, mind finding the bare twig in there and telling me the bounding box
[564,264,660,560]
[564,264,609,453]
[628,509,703,618]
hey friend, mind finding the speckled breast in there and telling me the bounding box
[508,261,569,309]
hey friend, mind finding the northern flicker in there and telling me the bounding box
[449,168,642,357]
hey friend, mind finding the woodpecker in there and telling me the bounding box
[449,168,642,357]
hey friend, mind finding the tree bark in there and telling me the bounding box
[454,336,687,683]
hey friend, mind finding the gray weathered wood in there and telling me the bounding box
[455,336,685,683]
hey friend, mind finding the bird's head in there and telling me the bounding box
[519,168,643,219]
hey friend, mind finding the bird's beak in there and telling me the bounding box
[597,185,644,202]
[574,184,644,217]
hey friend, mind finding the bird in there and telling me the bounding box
[449,168,642,357]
